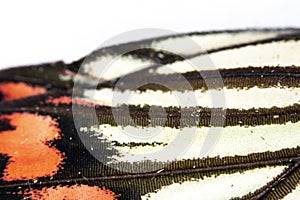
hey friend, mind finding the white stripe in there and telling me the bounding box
[81,121,300,162]
[83,55,154,81]
[152,30,291,55]
[82,30,293,80]
[157,40,300,74]
[141,166,286,200]
[84,87,300,109]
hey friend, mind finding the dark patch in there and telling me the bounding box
[0,117,15,132]
[0,154,9,181]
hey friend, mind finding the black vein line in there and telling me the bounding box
[248,162,300,200]
[0,156,298,189]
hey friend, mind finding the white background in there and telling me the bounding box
[0,0,299,69]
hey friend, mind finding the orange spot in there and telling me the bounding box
[46,96,106,106]
[0,113,64,181]
[27,184,120,200]
[47,96,73,105]
[0,82,46,101]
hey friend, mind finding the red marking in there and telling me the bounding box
[27,184,120,200]
[46,96,106,106]
[0,82,46,101]
[0,113,64,181]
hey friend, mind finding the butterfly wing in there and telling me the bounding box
[0,29,300,199]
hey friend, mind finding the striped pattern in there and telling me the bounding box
[141,166,286,199]
[0,29,300,199]
[81,29,300,81]
[156,39,300,74]
[79,29,300,199]
[80,122,300,162]
[283,184,300,200]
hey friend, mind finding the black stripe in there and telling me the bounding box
[1,97,299,127]
[98,66,300,91]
